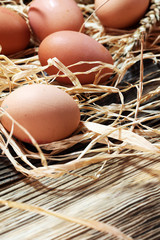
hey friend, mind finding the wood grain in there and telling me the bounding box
[1,153,160,239]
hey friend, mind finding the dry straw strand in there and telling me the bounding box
[0,198,133,240]
[123,0,160,56]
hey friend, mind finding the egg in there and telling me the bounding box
[95,0,150,29]
[0,6,30,55]
[28,0,84,42]
[1,84,80,144]
[38,30,113,85]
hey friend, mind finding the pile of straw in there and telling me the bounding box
[0,1,160,239]
[0,0,160,179]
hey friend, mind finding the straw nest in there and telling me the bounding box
[0,0,160,180]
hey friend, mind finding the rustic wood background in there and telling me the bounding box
[0,0,160,238]
[1,151,160,240]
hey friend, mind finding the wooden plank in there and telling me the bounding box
[1,154,160,239]
[0,155,24,187]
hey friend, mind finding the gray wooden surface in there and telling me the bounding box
[1,152,160,240]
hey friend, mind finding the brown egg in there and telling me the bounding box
[1,84,80,144]
[28,0,84,41]
[0,6,30,55]
[38,30,113,85]
[95,0,150,29]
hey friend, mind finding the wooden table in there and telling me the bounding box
[0,57,160,240]
[1,147,160,240]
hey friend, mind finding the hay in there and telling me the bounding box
[0,0,160,180]
[1,1,160,238]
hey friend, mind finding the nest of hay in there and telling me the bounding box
[0,0,160,179]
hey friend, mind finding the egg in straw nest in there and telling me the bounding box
[0,0,160,179]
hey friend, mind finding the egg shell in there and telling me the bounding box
[38,30,113,85]
[95,0,150,29]
[28,0,84,41]
[0,6,30,55]
[1,84,80,144]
